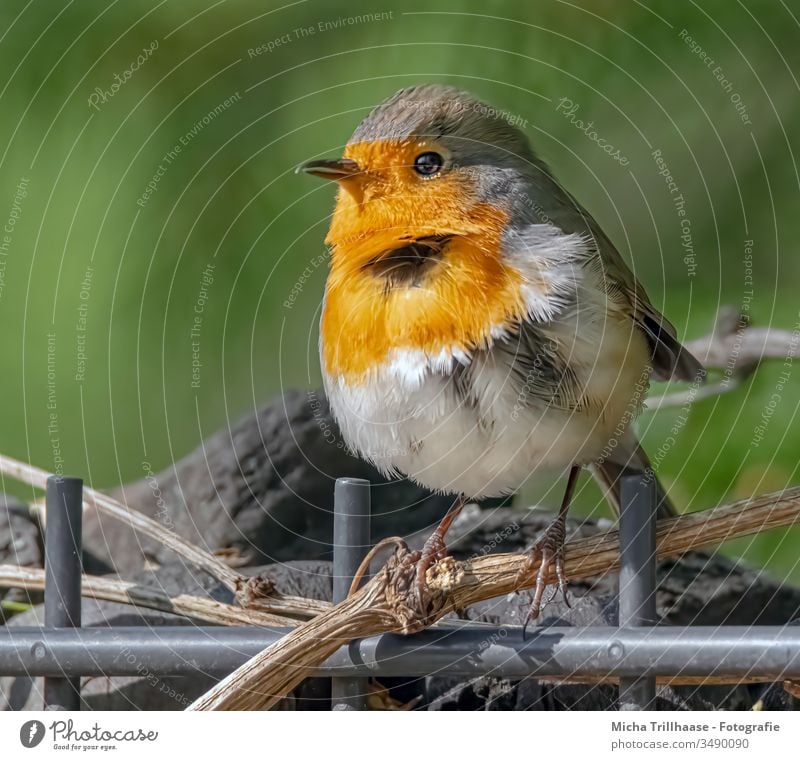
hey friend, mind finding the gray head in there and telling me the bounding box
[299,85,555,244]
[350,84,537,168]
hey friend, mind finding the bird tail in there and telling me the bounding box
[590,439,677,519]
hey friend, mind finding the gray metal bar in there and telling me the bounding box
[331,477,370,710]
[618,473,657,710]
[2,626,799,679]
[43,476,83,711]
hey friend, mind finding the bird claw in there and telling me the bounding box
[415,531,449,605]
[517,516,570,638]
[412,496,466,606]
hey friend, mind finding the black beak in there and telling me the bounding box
[297,158,361,180]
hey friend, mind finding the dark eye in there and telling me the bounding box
[413,151,444,176]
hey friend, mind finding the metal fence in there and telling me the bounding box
[1,474,799,711]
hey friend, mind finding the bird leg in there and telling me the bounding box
[518,466,580,633]
[415,495,466,603]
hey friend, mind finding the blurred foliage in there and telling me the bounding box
[0,0,798,578]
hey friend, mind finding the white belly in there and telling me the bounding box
[324,318,650,499]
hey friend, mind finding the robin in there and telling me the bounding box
[300,84,703,624]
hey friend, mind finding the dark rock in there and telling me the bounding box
[0,495,41,569]
[0,496,43,612]
[82,390,455,574]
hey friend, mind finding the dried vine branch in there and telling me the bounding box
[189,484,800,710]
[0,564,296,627]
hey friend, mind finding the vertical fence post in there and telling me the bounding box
[43,475,83,711]
[331,477,371,711]
[617,473,657,710]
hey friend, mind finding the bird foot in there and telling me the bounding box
[516,514,570,635]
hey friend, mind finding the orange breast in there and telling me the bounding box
[321,203,529,383]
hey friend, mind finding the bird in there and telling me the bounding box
[299,84,704,624]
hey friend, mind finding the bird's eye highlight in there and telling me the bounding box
[413,151,444,176]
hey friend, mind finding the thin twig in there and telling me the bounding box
[650,309,797,410]
[0,454,242,592]
[189,485,800,710]
[684,308,796,371]
[647,376,745,411]
[532,675,787,686]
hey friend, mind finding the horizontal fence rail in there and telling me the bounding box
[1,626,800,680]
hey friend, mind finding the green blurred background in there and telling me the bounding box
[0,0,798,578]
